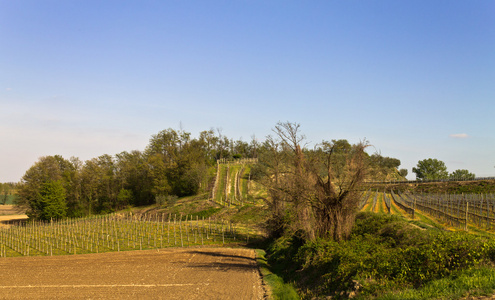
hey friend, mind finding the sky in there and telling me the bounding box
[1,0,494,182]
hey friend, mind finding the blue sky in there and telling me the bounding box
[1,1,494,182]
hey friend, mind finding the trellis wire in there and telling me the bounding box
[0,213,244,258]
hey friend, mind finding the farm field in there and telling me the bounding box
[360,190,495,233]
[0,247,265,299]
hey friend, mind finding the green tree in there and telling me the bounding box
[368,154,402,180]
[145,128,213,198]
[412,158,449,180]
[17,155,70,217]
[115,150,153,206]
[36,180,67,220]
[0,183,9,205]
[450,169,475,180]
[79,155,119,214]
[116,188,133,210]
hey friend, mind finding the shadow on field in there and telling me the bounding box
[188,250,253,261]
[179,250,258,272]
[186,261,258,272]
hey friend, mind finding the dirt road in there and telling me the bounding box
[0,248,266,299]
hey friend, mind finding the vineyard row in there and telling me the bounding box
[360,190,495,230]
[0,213,246,258]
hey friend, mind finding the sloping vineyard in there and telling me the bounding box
[360,190,495,231]
[0,213,245,258]
[210,159,256,206]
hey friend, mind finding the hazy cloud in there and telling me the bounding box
[449,133,469,139]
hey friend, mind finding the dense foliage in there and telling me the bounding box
[0,182,16,205]
[266,212,495,299]
[413,158,476,181]
[413,158,449,180]
[16,124,403,221]
[16,128,259,218]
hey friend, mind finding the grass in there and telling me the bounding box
[0,195,17,205]
[375,267,495,300]
[255,249,300,300]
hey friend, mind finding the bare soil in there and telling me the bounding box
[0,205,24,216]
[0,205,28,228]
[0,247,266,299]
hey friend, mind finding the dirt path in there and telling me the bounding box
[0,214,28,221]
[0,248,266,299]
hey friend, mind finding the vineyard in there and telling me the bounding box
[3,161,495,263]
[210,159,257,206]
[0,159,262,259]
[360,189,495,232]
[0,213,248,258]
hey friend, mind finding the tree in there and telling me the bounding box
[450,169,475,180]
[115,150,153,206]
[258,122,369,241]
[36,180,67,220]
[116,188,133,210]
[0,183,9,205]
[412,158,448,180]
[254,135,290,237]
[309,139,369,241]
[17,156,66,216]
[368,153,402,181]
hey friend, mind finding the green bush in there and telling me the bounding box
[265,212,495,299]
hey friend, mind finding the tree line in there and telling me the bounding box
[412,158,476,181]
[16,124,404,227]
[0,182,16,205]
[16,128,259,220]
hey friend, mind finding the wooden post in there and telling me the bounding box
[480,194,483,228]
[180,215,183,248]
[465,198,469,231]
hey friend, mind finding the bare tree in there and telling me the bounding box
[309,140,369,241]
[260,122,369,241]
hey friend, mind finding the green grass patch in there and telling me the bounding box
[375,266,495,300]
[255,249,300,300]
[1,195,17,205]
[188,207,223,219]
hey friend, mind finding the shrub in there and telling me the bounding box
[265,212,495,299]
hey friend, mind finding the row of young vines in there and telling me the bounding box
[0,213,245,258]
[360,190,495,231]
[210,161,254,206]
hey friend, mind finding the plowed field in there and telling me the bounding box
[0,248,265,299]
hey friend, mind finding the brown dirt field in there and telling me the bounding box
[0,205,24,216]
[0,248,266,299]
[0,214,28,229]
